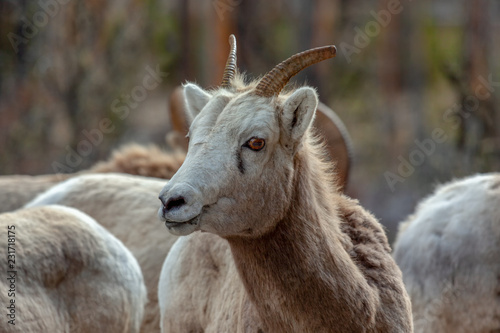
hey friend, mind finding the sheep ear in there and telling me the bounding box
[183,83,211,121]
[281,87,318,149]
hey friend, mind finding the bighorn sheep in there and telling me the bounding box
[25,173,178,333]
[393,173,500,333]
[0,143,185,213]
[158,35,413,332]
[0,205,146,333]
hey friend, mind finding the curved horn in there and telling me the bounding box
[221,34,237,88]
[254,45,336,97]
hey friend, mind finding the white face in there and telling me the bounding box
[158,84,318,238]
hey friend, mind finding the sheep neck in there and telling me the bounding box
[227,142,379,332]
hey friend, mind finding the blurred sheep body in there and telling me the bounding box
[393,173,500,332]
[25,173,179,333]
[0,205,146,333]
[0,144,184,213]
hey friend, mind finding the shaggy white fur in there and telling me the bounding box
[0,205,146,333]
[393,173,500,332]
[26,173,179,333]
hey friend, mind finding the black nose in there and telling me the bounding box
[162,196,187,215]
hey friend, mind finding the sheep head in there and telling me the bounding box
[158,35,336,237]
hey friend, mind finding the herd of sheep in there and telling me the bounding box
[0,36,498,332]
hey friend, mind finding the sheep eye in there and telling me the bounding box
[244,137,265,151]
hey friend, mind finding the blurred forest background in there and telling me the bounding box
[1,0,499,241]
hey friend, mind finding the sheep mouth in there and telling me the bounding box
[164,214,200,229]
[162,214,201,236]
